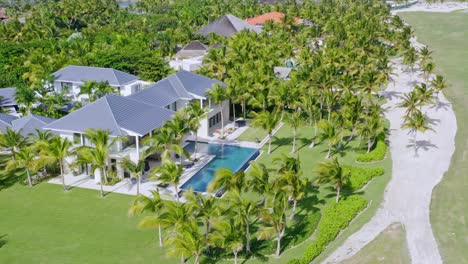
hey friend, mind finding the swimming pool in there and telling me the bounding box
[181,142,259,193]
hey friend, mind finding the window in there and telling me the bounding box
[73,133,81,145]
[131,83,142,94]
[209,112,222,128]
[166,102,177,111]
[202,99,209,108]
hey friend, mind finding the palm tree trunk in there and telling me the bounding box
[194,255,200,264]
[137,174,140,195]
[158,224,163,247]
[310,119,318,148]
[292,128,296,153]
[275,233,282,257]
[234,251,238,264]
[246,223,251,253]
[242,99,246,119]
[26,168,33,187]
[327,106,332,121]
[268,133,272,155]
[367,139,372,153]
[180,255,185,264]
[175,184,180,202]
[290,199,297,220]
[100,168,105,198]
[60,160,67,191]
[336,185,341,203]
[194,129,199,160]
[232,102,236,123]
[326,143,332,159]
[220,105,224,138]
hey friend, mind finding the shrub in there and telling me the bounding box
[299,196,367,264]
[356,135,387,162]
[343,165,385,190]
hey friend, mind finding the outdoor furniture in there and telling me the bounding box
[183,160,195,169]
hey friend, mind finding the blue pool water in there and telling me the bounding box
[180,142,259,193]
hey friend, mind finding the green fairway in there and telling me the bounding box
[340,223,410,264]
[399,12,468,264]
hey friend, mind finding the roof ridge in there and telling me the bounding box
[102,97,124,135]
[170,74,190,98]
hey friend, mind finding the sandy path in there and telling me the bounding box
[323,46,457,263]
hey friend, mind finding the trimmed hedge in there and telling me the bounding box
[290,196,367,264]
[343,165,385,190]
[356,135,387,162]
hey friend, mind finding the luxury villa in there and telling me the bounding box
[51,65,150,102]
[43,70,230,183]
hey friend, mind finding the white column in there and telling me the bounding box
[135,136,140,161]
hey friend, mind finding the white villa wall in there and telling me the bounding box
[198,100,229,138]
[53,80,147,102]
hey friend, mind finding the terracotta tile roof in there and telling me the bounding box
[245,12,301,26]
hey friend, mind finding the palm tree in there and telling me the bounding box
[5,147,37,187]
[274,154,306,219]
[421,61,435,82]
[185,101,208,160]
[402,111,435,157]
[208,218,244,264]
[250,110,280,155]
[128,191,165,247]
[208,168,245,194]
[166,222,206,264]
[430,75,449,96]
[256,191,288,257]
[79,80,98,101]
[206,84,227,138]
[403,46,419,78]
[315,157,350,202]
[318,119,340,159]
[76,144,108,197]
[144,126,181,161]
[121,156,145,195]
[0,127,26,160]
[226,190,257,253]
[185,191,220,236]
[419,46,432,65]
[398,91,423,116]
[247,161,271,208]
[285,110,304,153]
[414,83,435,107]
[151,159,184,202]
[36,136,72,191]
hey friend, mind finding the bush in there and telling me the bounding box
[299,196,367,264]
[343,165,385,190]
[356,135,387,162]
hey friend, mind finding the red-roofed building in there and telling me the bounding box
[245,11,302,26]
[0,8,8,20]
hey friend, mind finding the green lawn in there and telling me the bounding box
[230,124,392,264]
[0,183,171,264]
[236,127,268,142]
[399,12,468,264]
[0,123,391,264]
[340,223,410,264]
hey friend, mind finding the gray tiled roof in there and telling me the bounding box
[0,87,17,106]
[52,65,139,86]
[0,113,18,133]
[174,41,208,60]
[44,94,174,136]
[197,14,262,37]
[11,114,56,137]
[128,71,223,107]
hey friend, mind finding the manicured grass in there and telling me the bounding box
[0,182,172,264]
[399,12,468,264]
[236,127,268,142]
[340,223,410,264]
[0,123,390,264]
[227,124,392,263]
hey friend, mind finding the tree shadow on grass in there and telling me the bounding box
[270,137,293,153]
[0,172,24,191]
[0,234,7,248]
